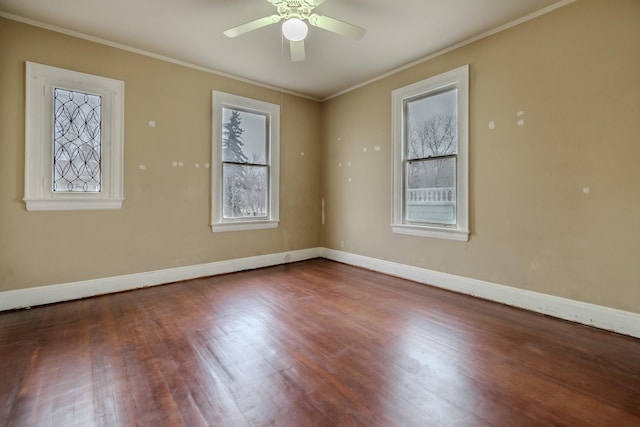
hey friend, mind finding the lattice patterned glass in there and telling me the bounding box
[53,88,102,192]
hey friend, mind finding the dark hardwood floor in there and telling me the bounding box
[1,259,639,426]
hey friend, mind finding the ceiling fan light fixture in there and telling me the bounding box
[282,18,308,41]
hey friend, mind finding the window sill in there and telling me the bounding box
[24,198,123,212]
[392,224,469,242]
[211,220,279,233]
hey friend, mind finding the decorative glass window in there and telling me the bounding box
[53,88,102,192]
[392,65,469,241]
[211,92,280,232]
[24,62,124,211]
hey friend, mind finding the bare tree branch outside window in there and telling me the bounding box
[407,112,457,189]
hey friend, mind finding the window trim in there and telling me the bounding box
[391,65,469,241]
[24,62,124,211]
[211,91,280,233]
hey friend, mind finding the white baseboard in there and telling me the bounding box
[321,248,640,339]
[2,246,638,339]
[0,247,322,312]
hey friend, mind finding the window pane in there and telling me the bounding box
[406,89,457,160]
[223,164,268,219]
[53,88,102,192]
[222,108,267,164]
[406,157,456,225]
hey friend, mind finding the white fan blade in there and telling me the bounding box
[308,14,365,40]
[290,40,306,62]
[224,15,282,38]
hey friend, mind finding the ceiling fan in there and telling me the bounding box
[223,0,366,62]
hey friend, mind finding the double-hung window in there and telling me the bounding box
[391,65,469,241]
[211,91,280,232]
[24,62,124,211]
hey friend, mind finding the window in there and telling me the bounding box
[24,62,124,211]
[391,65,469,241]
[211,91,280,232]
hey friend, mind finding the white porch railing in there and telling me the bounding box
[407,187,455,204]
[406,187,456,224]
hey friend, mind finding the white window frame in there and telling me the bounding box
[211,91,280,232]
[24,62,124,211]
[391,65,469,241]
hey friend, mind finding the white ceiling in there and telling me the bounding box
[0,0,569,100]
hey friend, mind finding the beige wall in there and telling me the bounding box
[2,0,639,315]
[321,0,640,314]
[0,18,322,290]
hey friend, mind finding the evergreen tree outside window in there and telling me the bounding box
[211,92,280,232]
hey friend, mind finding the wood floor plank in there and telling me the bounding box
[1,259,639,426]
